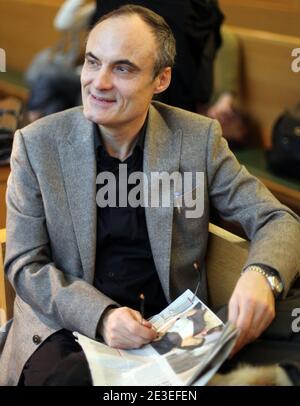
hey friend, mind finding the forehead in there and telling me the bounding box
[87,14,157,64]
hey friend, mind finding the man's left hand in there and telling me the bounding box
[229,270,276,356]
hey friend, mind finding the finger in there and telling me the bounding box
[105,309,156,348]
[227,298,242,357]
[228,295,240,325]
[233,301,255,353]
[103,309,145,347]
[231,299,275,357]
[124,312,157,342]
[129,310,155,332]
[131,321,157,342]
[141,319,154,329]
[109,322,153,349]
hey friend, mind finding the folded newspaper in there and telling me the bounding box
[74,289,237,386]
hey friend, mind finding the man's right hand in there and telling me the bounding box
[98,307,157,349]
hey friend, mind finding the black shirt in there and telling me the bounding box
[93,123,168,318]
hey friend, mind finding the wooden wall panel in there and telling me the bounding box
[231,27,300,148]
[0,0,64,72]
[218,1,300,148]
[219,0,300,37]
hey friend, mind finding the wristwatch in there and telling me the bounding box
[242,265,284,299]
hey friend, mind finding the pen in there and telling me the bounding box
[192,262,200,302]
[139,293,145,323]
[174,191,181,214]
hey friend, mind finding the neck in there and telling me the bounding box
[99,115,147,161]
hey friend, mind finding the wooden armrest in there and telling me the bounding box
[206,223,249,310]
[0,228,14,325]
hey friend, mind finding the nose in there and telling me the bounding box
[93,67,113,91]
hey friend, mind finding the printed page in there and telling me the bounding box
[74,289,237,386]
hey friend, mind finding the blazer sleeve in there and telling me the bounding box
[206,120,300,296]
[4,130,118,338]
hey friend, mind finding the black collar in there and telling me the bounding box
[93,119,147,155]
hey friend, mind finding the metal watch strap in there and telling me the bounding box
[242,265,283,299]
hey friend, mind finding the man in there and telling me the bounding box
[0,5,300,386]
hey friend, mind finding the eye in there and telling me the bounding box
[85,58,98,68]
[115,65,130,73]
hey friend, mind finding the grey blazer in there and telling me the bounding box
[1,102,300,385]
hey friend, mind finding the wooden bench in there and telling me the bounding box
[0,228,15,326]
[228,25,300,149]
[219,0,300,148]
[216,1,300,215]
[0,166,10,230]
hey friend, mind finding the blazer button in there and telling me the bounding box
[32,335,42,345]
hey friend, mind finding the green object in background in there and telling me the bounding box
[0,70,27,89]
[233,148,300,192]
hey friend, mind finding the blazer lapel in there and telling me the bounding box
[58,112,97,282]
[144,105,182,302]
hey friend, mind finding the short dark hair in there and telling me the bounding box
[93,4,176,77]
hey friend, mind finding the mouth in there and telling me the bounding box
[90,94,116,105]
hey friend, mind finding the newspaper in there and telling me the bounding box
[74,289,237,386]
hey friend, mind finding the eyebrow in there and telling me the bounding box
[85,52,140,71]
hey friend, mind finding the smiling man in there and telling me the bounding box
[1,5,300,386]
[81,14,171,145]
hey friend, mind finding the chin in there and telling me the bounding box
[83,107,102,124]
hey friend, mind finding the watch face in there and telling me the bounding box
[269,276,283,295]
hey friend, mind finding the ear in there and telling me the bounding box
[153,67,172,95]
